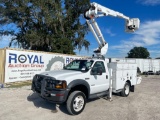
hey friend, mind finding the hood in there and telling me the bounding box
[40,69,84,80]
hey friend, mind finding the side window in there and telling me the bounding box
[92,61,106,73]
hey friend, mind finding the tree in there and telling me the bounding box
[126,47,150,58]
[0,0,90,54]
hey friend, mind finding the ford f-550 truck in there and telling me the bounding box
[32,58,141,115]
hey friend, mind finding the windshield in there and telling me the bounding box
[64,60,94,71]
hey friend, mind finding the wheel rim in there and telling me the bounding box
[125,84,129,95]
[73,95,84,112]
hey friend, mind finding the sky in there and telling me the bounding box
[1,0,160,58]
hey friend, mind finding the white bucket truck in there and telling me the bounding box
[31,2,141,115]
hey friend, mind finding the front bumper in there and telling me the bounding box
[40,89,69,103]
[32,78,69,104]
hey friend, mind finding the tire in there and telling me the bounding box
[121,82,130,97]
[66,91,86,115]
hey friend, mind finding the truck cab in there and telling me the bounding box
[62,59,110,94]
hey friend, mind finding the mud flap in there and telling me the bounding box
[130,85,134,92]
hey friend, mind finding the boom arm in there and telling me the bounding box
[84,2,140,57]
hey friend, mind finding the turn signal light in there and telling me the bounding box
[55,85,63,89]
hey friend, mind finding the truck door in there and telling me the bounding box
[89,61,109,94]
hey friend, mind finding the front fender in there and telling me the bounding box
[67,79,90,97]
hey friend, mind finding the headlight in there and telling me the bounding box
[55,80,67,89]
[45,78,67,89]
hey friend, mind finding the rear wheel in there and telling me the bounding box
[121,82,130,97]
[66,91,86,115]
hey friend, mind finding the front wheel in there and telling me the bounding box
[121,82,130,97]
[66,91,86,115]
